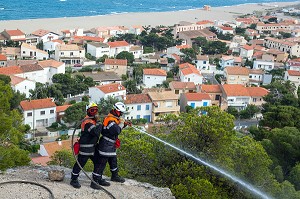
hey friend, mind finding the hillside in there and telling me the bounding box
[0,166,175,199]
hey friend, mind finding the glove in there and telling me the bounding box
[124,121,132,128]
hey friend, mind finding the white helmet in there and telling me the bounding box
[113,102,127,113]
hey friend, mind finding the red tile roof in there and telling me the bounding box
[179,62,194,69]
[185,92,211,101]
[201,84,222,93]
[4,29,25,36]
[43,140,72,158]
[73,36,104,42]
[96,83,126,94]
[56,105,71,112]
[107,40,129,47]
[0,66,23,75]
[169,81,196,89]
[31,156,50,166]
[221,26,233,30]
[20,63,44,72]
[242,44,253,51]
[104,58,127,66]
[222,84,250,96]
[287,70,300,76]
[51,39,64,44]
[225,66,249,75]
[9,75,27,86]
[124,94,151,104]
[38,60,64,68]
[20,98,56,111]
[176,45,191,49]
[247,87,269,97]
[180,63,201,76]
[31,29,51,37]
[196,20,214,25]
[0,54,7,61]
[143,68,167,76]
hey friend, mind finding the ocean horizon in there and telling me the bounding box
[0,0,297,21]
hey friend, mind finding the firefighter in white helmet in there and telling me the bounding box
[94,102,131,186]
[70,102,109,189]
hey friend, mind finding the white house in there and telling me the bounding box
[0,54,7,67]
[21,43,48,60]
[249,69,264,86]
[31,29,60,43]
[55,44,85,66]
[129,45,143,59]
[179,63,203,85]
[124,94,152,122]
[128,25,144,35]
[43,39,64,58]
[38,60,65,83]
[143,68,167,88]
[193,55,210,71]
[86,42,110,58]
[217,26,234,35]
[284,70,300,90]
[20,98,57,130]
[89,83,126,103]
[240,45,254,59]
[179,92,211,112]
[219,55,235,69]
[107,41,130,57]
[166,45,190,56]
[253,59,274,71]
[221,84,251,110]
[10,75,35,98]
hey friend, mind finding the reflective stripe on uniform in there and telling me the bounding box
[92,172,101,176]
[79,151,94,156]
[72,172,79,175]
[98,150,117,156]
[103,122,115,129]
[110,167,118,171]
[88,124,96,132]
[103,136,116,143]
[80,144,94,147]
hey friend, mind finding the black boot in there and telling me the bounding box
[111,170,125,183]
[70,173,81,188]
[90,174,110,189]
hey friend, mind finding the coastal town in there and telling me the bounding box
[0,3,299,164]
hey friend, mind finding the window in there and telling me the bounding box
[50,109,54,114]
[40,111,45,115]
[23,51,25,54]
[146,105,150,110]
[190,103,195,108]
[137,115,140,119]
[61,52,64,55]
[203,61,206,64]
[166,101,172,107]
[215,95,220,100]
[253,98,257,102]
[175,90,179,94]
[70,52,74,56]
[137,105,141,111]
[27,112,32,117]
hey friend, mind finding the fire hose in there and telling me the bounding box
[71,122,116,199]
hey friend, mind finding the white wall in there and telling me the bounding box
[13,80,36,98]
[16,70,47,84]
[180,73,203,85]
[253,60,274,71]
[109,46,130,57]
[125,103,152,122]
[143,75,166,88]
[23,107,56,129]
[86,43,110,58]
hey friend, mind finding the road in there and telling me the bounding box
[202,73,219,85]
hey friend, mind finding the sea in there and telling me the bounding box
[0,0,297,21]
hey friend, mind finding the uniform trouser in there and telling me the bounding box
[71,152,102,177]
[96,155,118,175]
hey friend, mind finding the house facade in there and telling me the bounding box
[20,98,57,130]
[143,68,167,88]
[224,66,249,86]
[0,54,7,67]
[31,29,60,43]
[179,92,211,112]
[124,94,152,122]
[86,42,110,58]
[193,55,210,71]
[104,58,128,77]
[169,81,196,99]
[89,83,126,103]
[179,63,203,85]
[221,84,251,110]
[55,44,85,66]
[253,60,274,71]
[247,87,269,106]
[107,41,130,57]
[284,70,300,90]
[199,84,222,107]
[240,45,254,59]
[21,43,48,60]
[249,69,264,86]
[10,75,35,98]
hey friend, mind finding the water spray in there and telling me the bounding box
[132,126,273,199]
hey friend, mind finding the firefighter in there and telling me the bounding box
[95,102,131,184]
[70,102,110,189]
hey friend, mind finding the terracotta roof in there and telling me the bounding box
[130,45,143,51]
[73,36,104,42]
[56,105,71,112]
[148,91,178,100]
[20,63,44,72]
[234,57,242,63]
[220,26,233,30]
[287,70,300,76]
[51,39,64,44]
[43,140,72,157]
[57,44,83,51]
[196,55,209,61]
[104,58,127,66]
[6,60,37,67]
[196,20,214,25]
[169,81,196,90]
[31,29,51,37]
[143,68,167,76]
[201,84,222,93]
[222,84,250,96]
[0,66,23,75]
[225,66,249,75]
[247,87,269,97]
[4,29,25,36]
[179,63,201,76]
[124,94,151,104]
[107,41,129,47]
[185,92,211,101]
[179,62,195,69]
[9,75,27,86]
[221,55,234,61]
[171,54,180,61]
[95,83,126,94]
[31,156,50,166]
[241,45,253,51]
[176,45,191,49]
[1,47,21,55]
[249,69,264,74]
[38,60,64,68]
[20,98,56,111]
[0,54,7,61]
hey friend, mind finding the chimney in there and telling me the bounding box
[58,139,62,146]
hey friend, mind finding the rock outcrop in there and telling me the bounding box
[0,166,175,199]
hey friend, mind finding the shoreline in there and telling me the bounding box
[0,1,299,33]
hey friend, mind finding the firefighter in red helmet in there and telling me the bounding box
[94,102,131,185]
[70,102,110,189]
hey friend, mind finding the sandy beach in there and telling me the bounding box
[0,1,299,33]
